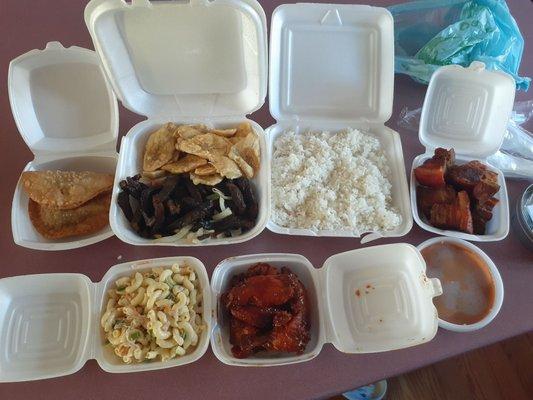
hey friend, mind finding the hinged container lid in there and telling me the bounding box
[322,244,441,353]
[8,41,119,157]
[419,62,516,158]
[85,0,268,119]
[269,3,394,124]
[0,273,94,382]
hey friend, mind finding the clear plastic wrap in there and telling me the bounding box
[398,100,533,179]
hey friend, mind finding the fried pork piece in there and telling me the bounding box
[446,160,499,192]
[430,191,473,234]
[417,185,456,218]
[414,148,455,188]
[472,197,499,234]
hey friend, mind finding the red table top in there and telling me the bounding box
[1,0,532,399]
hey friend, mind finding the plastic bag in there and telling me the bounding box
[389,0,531,91]
[397,100,533,179]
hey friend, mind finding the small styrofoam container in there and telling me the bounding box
[84,0,269,246]
[8,41,119,250]
[211,245,442,367]
[265,4,412,243]
[411,62,515,242]
[0,257,211,382]
[417,237,504,332]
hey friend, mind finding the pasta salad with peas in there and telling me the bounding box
[101,262,205,363]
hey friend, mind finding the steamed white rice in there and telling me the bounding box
[271,128,401,234]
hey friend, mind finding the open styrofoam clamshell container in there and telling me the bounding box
[0,245,441,381]
[0,257,211,382]
[411,61,515,242]
[211,244,442,367]
[266,3,412,243]
[84,0,269,246]
[9,41,119,251]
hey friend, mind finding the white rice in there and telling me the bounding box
[271,128,402,234]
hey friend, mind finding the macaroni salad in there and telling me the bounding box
[101,263,205,363]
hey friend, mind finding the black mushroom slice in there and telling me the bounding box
[116,173,260,239]
[117,191,133,222]
[185,177,203,203]
[226,181,246,215]
[235,177,259,219]
[213,215,256,232]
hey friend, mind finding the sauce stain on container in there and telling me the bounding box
[421,241,495,325]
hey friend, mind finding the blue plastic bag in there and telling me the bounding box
[389,0,531,91]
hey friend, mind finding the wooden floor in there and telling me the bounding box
[333,333,533,400]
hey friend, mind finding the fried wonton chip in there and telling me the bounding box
[234,122,253,139]
[176,124,207,140]
[161,154,207,174]
[229,132,261,177]
[179,133,232,161]
[210,155,242,179]
[21,170,114,210]
[210,128,237,138]
[190,173,223,186]
[28,191,111,239]
[143,123,177,171]
[194,163,217,176]
[228,146,255,179]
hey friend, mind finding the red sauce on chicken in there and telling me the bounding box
[222,263,311,358]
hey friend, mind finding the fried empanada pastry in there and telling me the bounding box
[28,191,111,239]
[21,170,114,210]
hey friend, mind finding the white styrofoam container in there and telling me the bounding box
[0,257,211,382]
[266,4,412,243]
[411,62,515,242]
[0,245,441,381]
[9,41,119,251]
[211,244,442,367]
[84,0,269,246]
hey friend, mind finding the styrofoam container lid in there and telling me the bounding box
[419,61,515,159]
[323,244,441,353]
[8,41,119,156]
[85,0,267,119]
[269,3,394,124]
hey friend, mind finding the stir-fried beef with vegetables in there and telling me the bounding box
[117,174,258,241]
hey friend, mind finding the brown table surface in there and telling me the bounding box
[1,0,532,399]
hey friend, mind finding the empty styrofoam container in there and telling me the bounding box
[210,245,442,367]
[411,61,515,241]
[0,257,211,382]
[8,41,119,251]
[84,0,269,247]
[266,3,412,243]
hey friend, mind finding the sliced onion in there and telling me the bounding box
[154,225,193,242]
[230,228,242,237]
[219,196,226,211]
[212,207,233,221]
[212,188,231,200]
